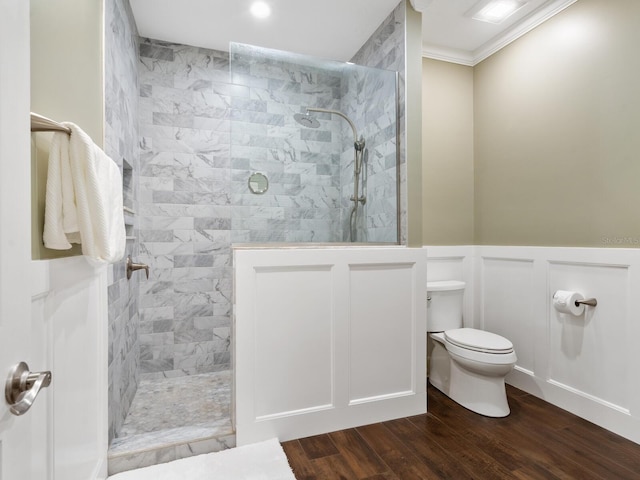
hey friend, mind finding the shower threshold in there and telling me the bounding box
[108,371,234,475]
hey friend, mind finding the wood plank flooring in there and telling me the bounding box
[282,384,640,479]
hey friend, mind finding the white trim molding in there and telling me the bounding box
[422,0,579,66]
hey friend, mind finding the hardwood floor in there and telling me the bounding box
[282,384,640,479]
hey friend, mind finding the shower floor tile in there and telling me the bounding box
[110,371,232,455]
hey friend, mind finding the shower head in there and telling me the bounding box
[294,113,320,129]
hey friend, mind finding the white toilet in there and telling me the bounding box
[427,280,517,417]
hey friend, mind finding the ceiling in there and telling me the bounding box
[129,0,577,66]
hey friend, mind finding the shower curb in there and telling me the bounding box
[107,432,236,476]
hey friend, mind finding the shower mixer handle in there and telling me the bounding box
[126,255,149,280]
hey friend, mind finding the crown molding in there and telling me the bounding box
[472,0,578,64]
[422,45,475,66]
[422,0,579,66]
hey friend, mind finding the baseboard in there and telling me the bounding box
[508,369,640,445]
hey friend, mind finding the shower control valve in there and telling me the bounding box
[350,195,367,205]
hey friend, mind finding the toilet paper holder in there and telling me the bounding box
[575,298,598,307]
[553,290,597,316]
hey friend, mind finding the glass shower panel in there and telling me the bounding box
[229,42,398,244]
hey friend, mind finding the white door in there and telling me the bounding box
[0,0,49,479]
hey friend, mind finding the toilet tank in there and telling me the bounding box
[427,280,465,332]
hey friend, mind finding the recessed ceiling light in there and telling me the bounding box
[250,1,271,19]
[471,0,527,24]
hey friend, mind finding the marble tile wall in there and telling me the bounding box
[340,64,399,243]
[138,39,232,378]
[350,1,406,244]
[104,0,140,443]
[229,44,344,243]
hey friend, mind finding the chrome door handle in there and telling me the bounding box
[5,362,52,416]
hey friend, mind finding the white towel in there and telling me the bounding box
[43,122,126,264]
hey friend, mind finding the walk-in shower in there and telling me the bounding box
[294,108,366,242]
[108,38,401,475]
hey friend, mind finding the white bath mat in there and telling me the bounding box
[108,439,295,480]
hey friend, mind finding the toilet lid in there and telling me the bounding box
[445,328,514,354]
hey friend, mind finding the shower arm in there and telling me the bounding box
[305,108,364,151]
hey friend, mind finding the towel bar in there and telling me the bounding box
[30,112,71,134]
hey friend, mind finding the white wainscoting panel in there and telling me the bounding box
[481,257,536,374]
[234,247,427,445]
[31,257,108,480]
[254,265,334,419]
[476,246,640,445]
[548,261,630,412]
[349,264,416,404]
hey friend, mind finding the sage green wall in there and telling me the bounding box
[422,58,474,245]
[474,0,640,247]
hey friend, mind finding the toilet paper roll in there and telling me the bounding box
[553,290,585,316]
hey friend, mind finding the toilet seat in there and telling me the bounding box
[444,337,518,366]
[430,330,517,365]
[445,328,513,354]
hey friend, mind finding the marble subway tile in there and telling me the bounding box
[173,278,214,294]
[139,216,194,230]
[182,79,215,93]
[194,217,231,230]
[174,302,214,319]
[212,81,250,98]
[140,230,174,242]
[174,320,214,344]
[230,109,285,126]
[152,112,196,128]
[174,254,214,268]
[140,43,175,61]
[139,352,174,374]
[140,332,174,346]
[151,319,174,334]
[301,129,332,142]
[139,280,173,296]
[231,97,268,112]
[152,190,196,204]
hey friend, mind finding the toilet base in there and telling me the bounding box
[429,339,511,418]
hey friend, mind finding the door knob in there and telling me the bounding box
[5,362,51,416]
